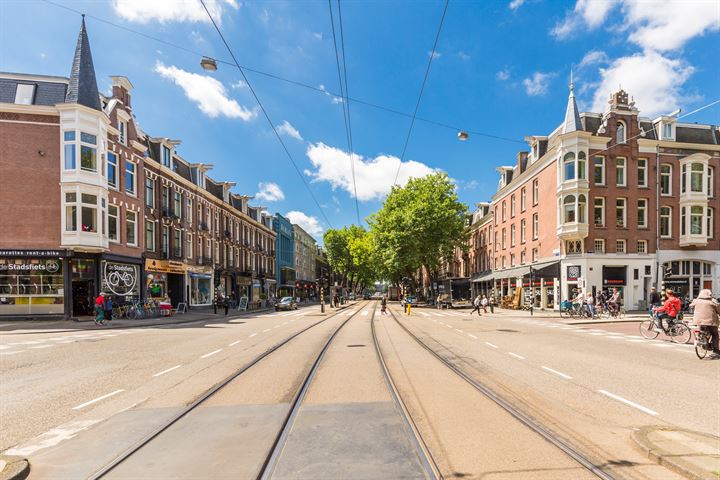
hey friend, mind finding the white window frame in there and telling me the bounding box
[125,210,137,246]
[593,156,605,186]
[510,224,516,247]
[637,158,648,187]
[660,206,672,238]
[118,120,127,146]
[520,187,526,212]
[637,198,648,229]
[14,84,35,104]
[594,197,605,227]
[145,219,156,252]
[616,121,626,144]
[708,207,714,240]
[594,239,605,253]
[708,166,714,197]
[502,201,506,222]
[64,192,77,232]
[145,177,154,208]
[125,161,137,196]
[108,204,119,242]
[187,198,193,224]
[660,164,672,196]
[79,132,98,173]
[520,250,526,265]
[532,213,538,240]
[532,179,539,205]
[520,218,526,244]
[531,248,538,263]
[162,145,171,168]
[510,195,516,218]
[616,157,626,187]
[107,152,118,189]
[616,239,626,254]
[616,197,627,228]
[637,240,647,254]
[187,233,193,259]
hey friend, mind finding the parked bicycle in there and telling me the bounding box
[639,311,691,344]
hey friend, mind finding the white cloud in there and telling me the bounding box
[312,32,323,40]
[190,30,205,45]
[256,182,285,202]
[286,211,323,238]
[578,49,609,69]
[319,84,343,104]
[522,72,555,96]
[496,68,511,81]
[305,143,436,202]
[112,0,239,24]
[509,0,525,10]
[457,51,471,61]
[591,51,694,117]
[277,120,303,141]
[551,0,618,39]
[230,80,247,89]
[428,51,442,60]
[154,62,257,120]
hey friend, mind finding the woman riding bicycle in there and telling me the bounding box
[652,288,681,333]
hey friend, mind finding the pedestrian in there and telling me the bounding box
[470,294,482,315]
[489,294,495,314]
[94,292,105,325]
[481,295,488,313]
[103,294,113,323]
[223,295,229,316]
[690,289,720,356]
[381,295,388,315]
[585,292,595,318]
[648,287,660,314]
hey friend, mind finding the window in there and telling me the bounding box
[660,207,672,238]
[81,193,97,232]
[532,179,539,205]
[563,195,576,223]
[502,201,506,222]
[187,198,193,223]
[637,158,647,187]
[162,187,169,211]
[637,240,647,254]
[145,220,155,251]
[494,209,498,226]
[187,233,193,259]
[681,164,687,193]
[616,239,626,253]
[145,178,154,208]
[594,239,605,253]
[532,213,538,240]
[690,205,704,235]
[510,224,516,247]
[578,194,586,223]
[510,253,516,267]
[681,207,686,235]
[510,195,516,217]
[173,229,182,257]
[80,132,97,172]
[502,228,506,249]
[593,156,605,185]
[118,120,127,145]
[616,198,626,228]
[108,205,119,241]
[162,226,169,256]
[14,84,35,104]
[520,188,526,211]
[173,191,182,218]
[563,152,575,181]
[637,199,648,228]
[107,152,118,188]
[566,240,582,254]
[594,197,605,227]
[708,166,715,197]
[162,145,171,168]
[532,248,538,262]
[660,164,672,195]
[616,121,626,144]
[691,163,704,192]
[662,123,672,140]
[578,151,586,180]
[126,210,137,245]
[708,208,715,239]
[520,219,526,243]
[615,157,626,186]
[520,250,526,265]
[65,192,77,231]
[494,231,498,252]
[501,256,506,269]
[63,131,76,170]
[125,162,136,195]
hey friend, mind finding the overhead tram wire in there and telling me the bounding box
[392,0,450,187]
[41,0,524,147]
[328,0,361,225]
[197,0,332,229]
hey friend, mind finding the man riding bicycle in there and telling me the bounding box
[652,288,681,333]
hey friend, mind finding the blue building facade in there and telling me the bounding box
[273,213,296,297]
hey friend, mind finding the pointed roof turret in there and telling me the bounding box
[65,16,102,111]
[561,70,582,134]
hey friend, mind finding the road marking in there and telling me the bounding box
[627,335,645,339]
[273,325,280,328]
[419,311,430,317]
[5,419,100,456]
[0,345,13,350]
[0,351,22,355]
[485,342,498,349]
[598,389,658,416]
[589,332,605,336]
[652,343,673,348]
[72,389,124,410]
[263,329,271,332]
[606,332,624,336]
[248,333,257,338]
[229,340,241,346]
[508,352,525,360]
[362,311,369,316]
[30,344,53,349]
[455,329,464,333]
[445,324,452,328]
[153,365,182,377]
[201,349,222,358]
[542,366,573,380]
[468,334,478,339]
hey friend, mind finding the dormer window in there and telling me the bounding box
[616,121,626,144]
[662,123,673,140]
[162,145,171,168]
[14,84,36,105]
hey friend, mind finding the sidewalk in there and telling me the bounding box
[633,426,720,480]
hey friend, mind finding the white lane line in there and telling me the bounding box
[508,352,525,360]
[606,332,624,336]
[201,349,222,358]
[419,311,430,317]
[651,343,673,348]
[541,366,573,380]
[30,345,53,349]
[153,365,182,377]
[627,335,645,339]
[248,333,257,338]
[626,339,645,343]
[468,334,478,339]
[589,332,605,336]
[598,389,659,416]
[455,329,464,333]
[362,311,369,316]
[229,340,241,347]
[273,325,280,329]
[263,329,271,333]
[485,342,498,349]
[0,351,23,355]
[72,389,124,410]
[0,345,14,350]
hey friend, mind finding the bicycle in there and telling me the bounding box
[692,326,714,359]
[639,312,691,344]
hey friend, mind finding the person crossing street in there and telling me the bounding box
[470,294,482,315]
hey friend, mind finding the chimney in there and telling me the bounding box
[517,151,529,173]
[110,75,134,108]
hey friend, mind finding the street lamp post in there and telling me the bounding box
[529,266,534,316]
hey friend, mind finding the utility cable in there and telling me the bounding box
[393,0,450,186]
[198,0,333,229]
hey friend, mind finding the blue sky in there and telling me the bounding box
[1,0,718,240]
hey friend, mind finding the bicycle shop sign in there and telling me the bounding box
[102,262,138,296]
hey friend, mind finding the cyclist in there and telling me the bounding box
[585,292,596,318]
[652,288,681,333]
[608,288,622,315]
[571,291,586,315]
[689,289,720,356]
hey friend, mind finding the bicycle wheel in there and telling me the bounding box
[669,323,691,344]
[618,308,626,319]
[695,334,709,359]
[560,308,570,319]
[639,319,660,339]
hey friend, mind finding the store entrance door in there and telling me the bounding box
[167,274,184,307]
[72,280,95,317]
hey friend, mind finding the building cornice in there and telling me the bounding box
[638,138,720,153]
[0,102,58,116]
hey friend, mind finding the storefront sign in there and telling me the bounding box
[663,278,689,286]
[0,259,61,273]
[0,249,66,258]
[102,261,138,296]
[567,265,581,281]
[145,259,187,274]
[602,266,627,287]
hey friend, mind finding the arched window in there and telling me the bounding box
[578,194,587,223]
[563,195,576,223]
[563,152,575,181]
[616,121,626,144]
[577,152,586,180]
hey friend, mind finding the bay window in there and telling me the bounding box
[80,132,97,172]
[63,131,76,170]
[80,193,97,232]
[563,152,575,181]
[578,194,586,223]
[690,205,703,235]
[691,163,704,192]
[563,195,576,223]
[65,192,77,231]
[578,151,586,180]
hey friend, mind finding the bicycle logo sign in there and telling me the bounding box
[103,262,138,296]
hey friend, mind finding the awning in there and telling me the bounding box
[494,266,531,280]
[188,272,212,279]
[524,260,561,279]
[472,271,496,282]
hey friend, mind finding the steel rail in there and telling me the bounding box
[371,306,443,480]
[387,308,616,480]
[88,303,364,479]
[256,302,371,479]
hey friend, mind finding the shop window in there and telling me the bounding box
[691,163,704,192]
[81,193,97,232]
[108,204,119,241]
[690,205,704,235]
[125,162,136,195]
[660,164,672,195]
[593,156,605,185]
[638,158,648,187]
[532,213,538,240]
[616,157,626,186]
[708,208,715,239]
[126,210,137,246]
[637,240,647,254]
[107,152,118,188]
[594,239,605,253]
[616,239,626,253]
[637,199,648,228]
[520,219,526,243]
[563,152,575,181]
[145,178,155,208]
[594,197,605,227]
[563,195,576,223]
[645,265,651,275]
[616,198,626,228]
[616,121,626,144]
[520,187,526,212]
[704,262,711,275]
[634,269,639,280]
[532,179,539,205]
[660,206,671,238]
[65,192,77,231]
[145,220,155,251]
[693,261,701,275]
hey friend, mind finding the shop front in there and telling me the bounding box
[145,259,187,307]
[0,249,68,318]
[237,275,251,303]
[101,255,142,302]
[187,264,213,307]
[522,261,559,310]
[661,260,716,301]
[601,266,627,302]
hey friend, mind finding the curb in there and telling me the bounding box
[632,426,720,480]
[0,455,29,480]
